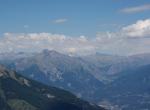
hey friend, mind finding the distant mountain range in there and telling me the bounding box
[101,64,150,110]
[0,50,105,101]
[0,50,150,110]
[0,65,105,110]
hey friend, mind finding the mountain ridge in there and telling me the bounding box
[1,50,150,109]
[0,65,105,110]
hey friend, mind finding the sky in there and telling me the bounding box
[0,0,150,56]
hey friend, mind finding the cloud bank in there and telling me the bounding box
[0,19,150,56]
[120,4,150,14]
[122,19,150,38]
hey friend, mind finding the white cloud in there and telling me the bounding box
[0,19,150,56]
[67,47,77,54]
[122,19,150,38]
[0,33,95,55]
[53,18,68,24]
[120,4,150,13]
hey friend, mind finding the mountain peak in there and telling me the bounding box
[42,49,60,56]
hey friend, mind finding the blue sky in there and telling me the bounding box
[0,0,150,55]
[0,0,150,37]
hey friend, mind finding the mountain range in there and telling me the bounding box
[0,65,105,110]
[0,50,150,110]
